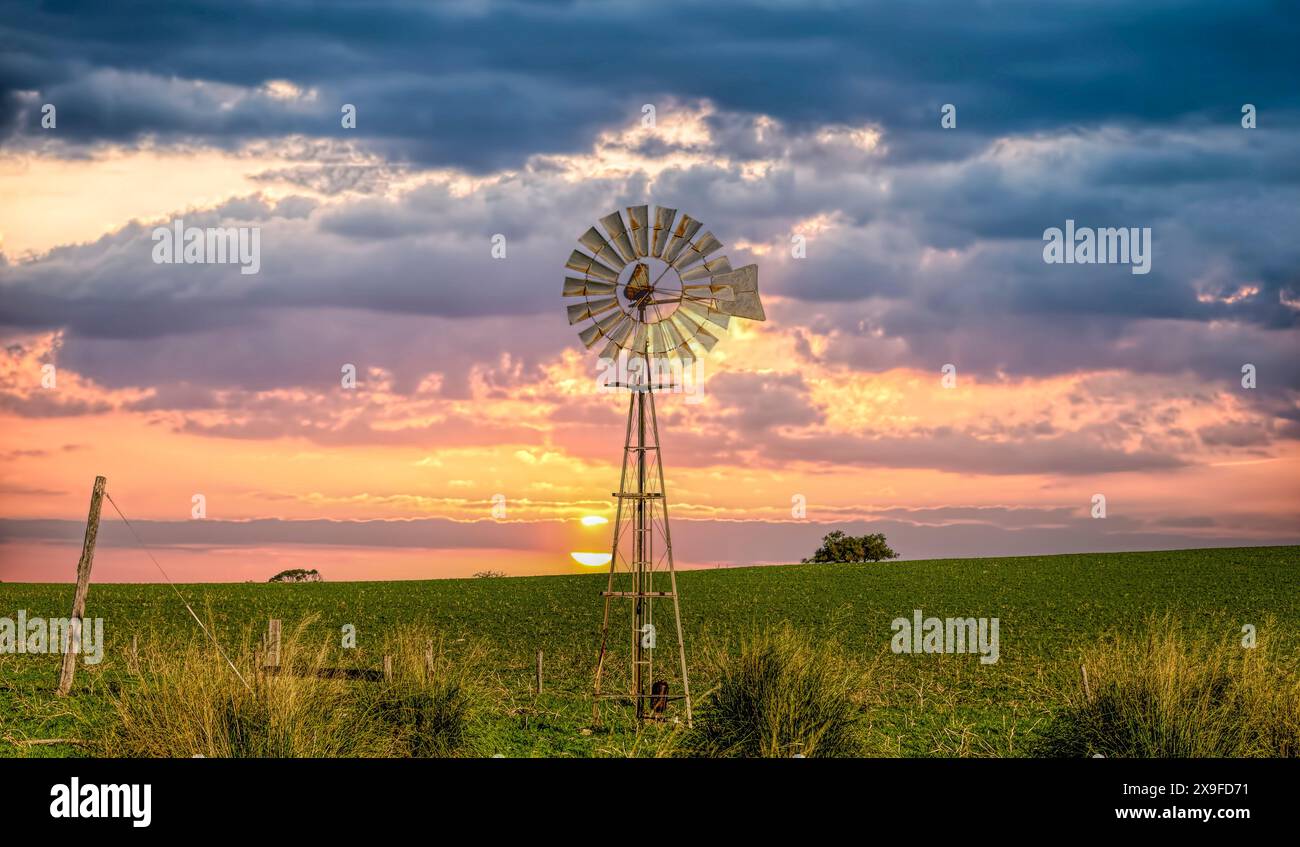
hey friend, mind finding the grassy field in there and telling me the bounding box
[2,545,1296,757]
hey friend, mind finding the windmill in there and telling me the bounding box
[563,205,766,724]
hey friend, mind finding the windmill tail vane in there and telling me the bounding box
[563,204,766,725]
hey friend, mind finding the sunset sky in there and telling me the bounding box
[1,1,1297,582]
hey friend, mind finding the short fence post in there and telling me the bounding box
[424,641,434,681]
[266,619,281,670]
[129,634,139,672]
[536,649,544,696]
[383,655,393,682]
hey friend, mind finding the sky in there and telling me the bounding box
[1,0,1297,582]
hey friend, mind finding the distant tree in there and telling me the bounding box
[801,531,899,564]
[473,570,506,579]
[268,568,322,583]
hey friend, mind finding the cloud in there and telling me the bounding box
[4,1,1297,171]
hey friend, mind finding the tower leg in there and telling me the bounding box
[593,344,691,725]
[648,387,691,726]
[593,389,636,726]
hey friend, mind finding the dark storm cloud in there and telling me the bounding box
[2,1,1297,169]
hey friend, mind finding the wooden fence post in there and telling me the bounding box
[57,475,106,696]
[383,655,393,682]
[129,634,139,672]
[536,649,544,696]
[424,641,434,681]
[266,619,281,669]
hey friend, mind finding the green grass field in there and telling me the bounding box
[2,546,1296,757]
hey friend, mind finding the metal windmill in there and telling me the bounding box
[563,205,766,724]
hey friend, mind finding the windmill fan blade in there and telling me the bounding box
[680,299,730,330]
[567,296,619,324]
[580,311,629,348]
[711,264,766,321]
[663,214,702,265]
[678,298,709,323]
[692,322,721,352]
[660,317,685,350]
[566,250,620,283]
[651,207,676,257]
[650,323,674,356]
[607,313,635,346]
[563,277,617,297]
[579,227,628,271]
[675,231,723,270]
[597,337,621,362]
[669,311,703,347]
[579,321,603,349]
[680,255,731,282]
[600,212,638,264]
[628,321,648,354]
[671,306,701,328]
[627,205,649,257]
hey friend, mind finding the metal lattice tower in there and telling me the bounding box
[562,205,766,725]
[592,324,691,724]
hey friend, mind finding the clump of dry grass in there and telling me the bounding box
[1038,615,1300,757]
[355,628,491,757]
[101,620,494,757]
[683,624,870,758]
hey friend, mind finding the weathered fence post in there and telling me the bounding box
[1081,663,1092,702]
[383,655,393,682]
[266,619,281,670]
[129,634,139,672]
[424,641,434,681]
[57,475,106,696]
[536,649,544,696]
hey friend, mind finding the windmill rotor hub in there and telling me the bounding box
[620,258,679,315]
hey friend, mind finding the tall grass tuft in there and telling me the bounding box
[1038,615,1300,757]
[101,621,493,757]
[683,624,868,757]
[354,629,490,757]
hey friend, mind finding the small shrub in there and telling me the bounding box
[683,625,867,757]
[1037,615,1300,757]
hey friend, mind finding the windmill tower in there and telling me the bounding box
[563,205,766,725]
